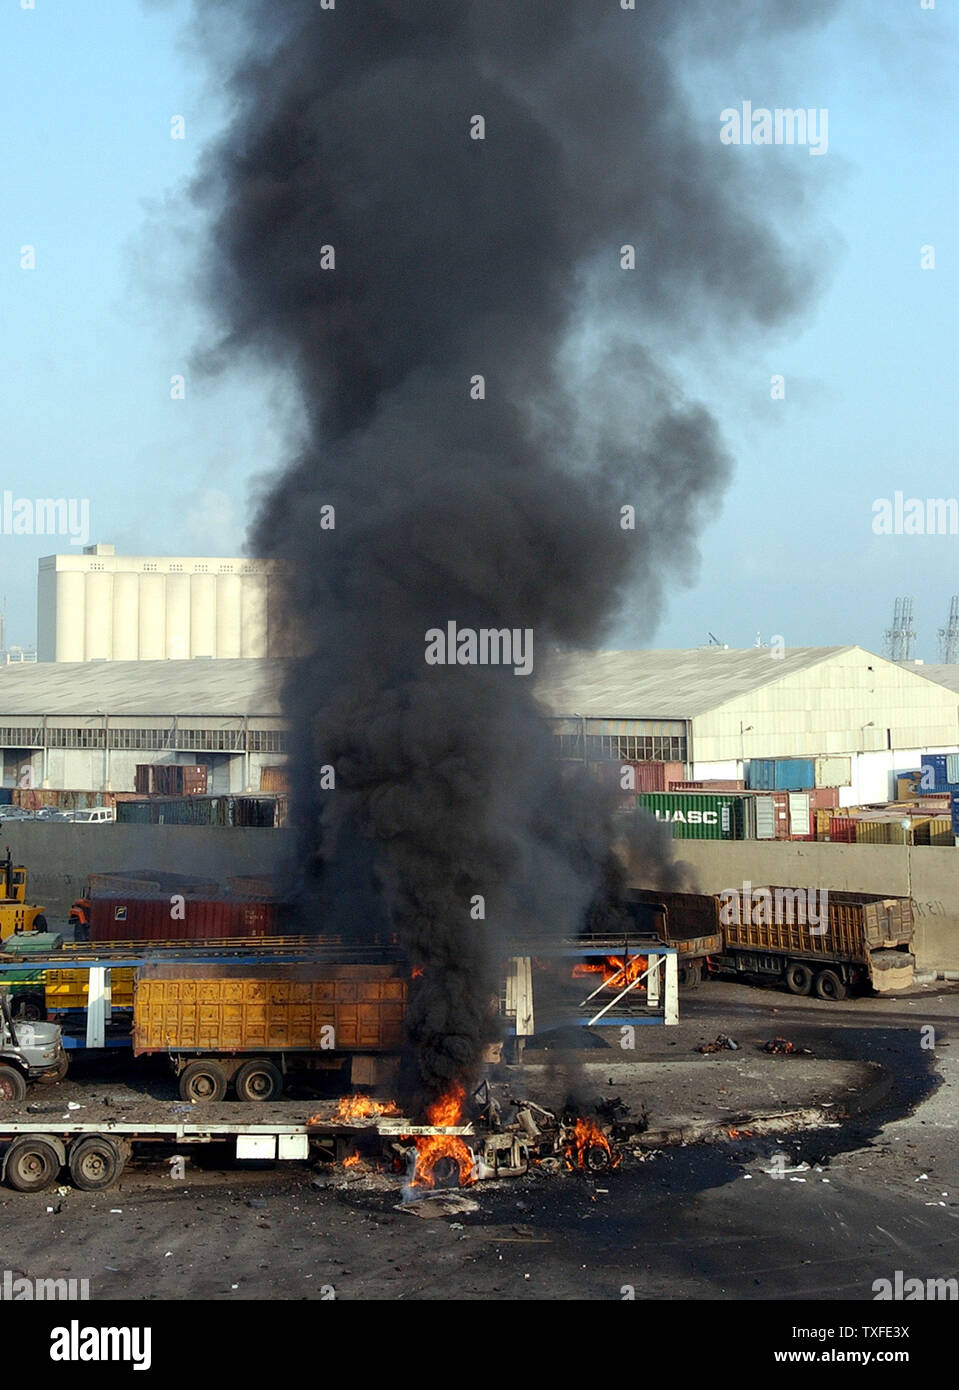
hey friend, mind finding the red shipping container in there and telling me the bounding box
[625,761,685,793]
[670,779,745,792]
[90,896,280,943]
[806,787,840,810]
[824,816,857,843]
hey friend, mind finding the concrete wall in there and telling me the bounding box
[626,838,959,972]
[0,823,294,916]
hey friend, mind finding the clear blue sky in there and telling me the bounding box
[0,1,956,659]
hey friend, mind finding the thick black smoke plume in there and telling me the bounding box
[193,0,833,1099]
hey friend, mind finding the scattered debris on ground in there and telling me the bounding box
[697,1034,739,1053]
[763,1037,813,1055]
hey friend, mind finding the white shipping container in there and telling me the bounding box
[815,755,851,788]
[788,792,811,836]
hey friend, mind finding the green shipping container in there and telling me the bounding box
[636,791,747,840]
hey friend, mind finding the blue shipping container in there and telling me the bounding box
[774,758,816,791]
[748,758,816,791]
[921,755,959,792]
[746,759,776,791]
[921,754,949,789]
[951,792,959,837]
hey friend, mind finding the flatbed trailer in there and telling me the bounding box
[0,1102,472,1193]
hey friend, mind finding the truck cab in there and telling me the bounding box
[0,990,67,1100]
[0,851,48,935]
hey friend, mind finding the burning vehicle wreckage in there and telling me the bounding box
[308,1084,649,1193]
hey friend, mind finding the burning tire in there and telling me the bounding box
[785,962,813,996]
[0,1064,27,1103]
[584,1144,612,1173]
[429,1155,462,1189]
[234,1059,283,1102]
[178,1060,228,1102]
[68,1136,123,1191]
[4,1136,61,1192]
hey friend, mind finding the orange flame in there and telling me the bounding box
[572,955,647,987]
[411,966,424,978]
[343,1152,361,1168]
[307,1095,401,1126]
[411,1083,475,1188]
[564,1116,620,1171]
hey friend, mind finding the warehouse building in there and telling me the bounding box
[535,646,959,806]
[0,659,286,794]
[37,545,281,662]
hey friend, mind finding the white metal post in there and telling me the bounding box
[507,956,534,1036]
[664,953,679,1025]
[86,966,106,1049]
[647,952,660,1008]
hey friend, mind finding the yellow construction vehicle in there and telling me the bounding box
[0,850,48,938]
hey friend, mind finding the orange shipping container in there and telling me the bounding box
[133,964,407,1056]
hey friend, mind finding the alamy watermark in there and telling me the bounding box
[720,103,828,156]
[873,1270,957,1300]
[872,492,959,535]
[719,881,828,934]
[425,622,533,676]
[0,493,90,546]
[1,1269,90,1300]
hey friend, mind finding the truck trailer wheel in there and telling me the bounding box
[0,1064,27,1103]
[785,962,813,996]
[178,1060,228,1102]
[68,1136,123,1191]
[814,968,847,1002]
[12,993,46,1022]
[4,1136,62,1192]
[677,963,701,989]
[234,1059,283,1102]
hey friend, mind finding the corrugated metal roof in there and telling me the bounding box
[913,664,959,695]
[534,646,856,719]
[0,659,283,717]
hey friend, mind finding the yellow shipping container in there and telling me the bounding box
[927,815,954,846]
[856,820,909,845]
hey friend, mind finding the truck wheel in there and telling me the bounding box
[32,915,47,933]
[4,1136,61,1192]
[785,962,813,996]
[0,1065,27,1103]
[234,1059,283,1102]
[12,993,45,1022]
[38,1054,69,1084]
[677,964,701,989]
[814,969,847,1002]
[178,1060,227,1102]
[68,1136,122,1191]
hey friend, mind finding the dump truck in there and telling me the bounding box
[719,887,915,999]
[625,889,723,989]
[0,852,48,937]
[133,961,407,1100]
[624,885,914,999]
[0,989,68,1099]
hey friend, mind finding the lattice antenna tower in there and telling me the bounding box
[938,597,959,664]
[883,597,916,662]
